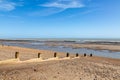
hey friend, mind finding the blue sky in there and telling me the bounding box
[0,0,120,38]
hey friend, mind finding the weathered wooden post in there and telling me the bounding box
[76,53,79,57]
[66,52,69,57]
[15,52,19,59]
[90,53,93,57]
[38,53,41,58]
[54,52,57,58]
[84,53,86,57]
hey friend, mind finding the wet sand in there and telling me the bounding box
[0,45,120,80]
[1,39,120,51]
[45,42,120,51]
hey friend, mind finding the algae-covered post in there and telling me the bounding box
[66,52,69,57]
[84,53,86,57]
[54,52,57,58]
[15,52,19,59]
[38,53,41,58]
[90,53,93,57]
[76,53,79,57]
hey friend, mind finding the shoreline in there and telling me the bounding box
[0,45,120,61]
[0,45,120,60]
[1,39,120,51]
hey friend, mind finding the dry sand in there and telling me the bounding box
[0,45,120,80]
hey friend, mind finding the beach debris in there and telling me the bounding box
[76,53,79,57]
[54,52,57,58]
[66,52,70,57]
[84,53,86,57]
[38,53,41,58]
[15,52,19,59]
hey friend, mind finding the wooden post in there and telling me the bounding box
[66,52,69,57]
[76,53,79,57]
[90,53,93,57]
[38,53,41,58]
[15,52,19,59]
[54,52,57,58]
[84,53,86,57]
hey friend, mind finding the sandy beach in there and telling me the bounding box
[0,45,120,80]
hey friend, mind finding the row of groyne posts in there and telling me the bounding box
[15,52,93,59]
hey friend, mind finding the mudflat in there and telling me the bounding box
[45,42,120,51]
[0,45,120,80]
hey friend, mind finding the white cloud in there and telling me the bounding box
[0,0,16,11]
[34,0,86,16]
[41,0,85,9]
[29,8,65,16]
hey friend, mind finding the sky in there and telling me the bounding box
[0,0,120,39]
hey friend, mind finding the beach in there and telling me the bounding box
[0,45,120,80]
[0,0,119,79]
